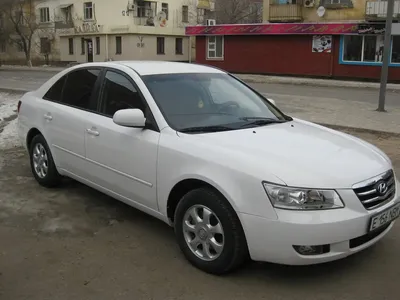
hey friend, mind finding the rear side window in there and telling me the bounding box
[61,68,101,111]
[43,76,66,102]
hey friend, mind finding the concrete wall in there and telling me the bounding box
[60,34,189,62]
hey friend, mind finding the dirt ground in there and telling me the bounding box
[0,129,399,300]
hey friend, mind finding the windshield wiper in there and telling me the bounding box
[179,125,234,133]
[239,117,287,127]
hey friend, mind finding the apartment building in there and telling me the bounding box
[0,0,199,65]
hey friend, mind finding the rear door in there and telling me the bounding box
[41,67,102,176]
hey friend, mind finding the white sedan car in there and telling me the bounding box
[18,61,399,274]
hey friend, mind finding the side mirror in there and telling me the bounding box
[113,109,146,128]
[268,98,276,106]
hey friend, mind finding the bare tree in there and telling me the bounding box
[214,0,263,24]
[0,0,39,66]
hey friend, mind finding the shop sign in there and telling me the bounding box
[357,24,385,35]
[186,23,359,36]
[75,22,100,34]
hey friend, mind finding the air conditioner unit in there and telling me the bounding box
[206,19,216,26]
[304,0,315,8]
[127,4,135,11]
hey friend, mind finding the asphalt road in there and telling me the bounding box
[0,69,399,108]
[0,129,400,299]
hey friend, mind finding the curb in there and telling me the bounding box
[0,67,63,73]
[318,123,400,137]
[0,87,29,94]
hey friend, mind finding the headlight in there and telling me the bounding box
[263,182,344,210]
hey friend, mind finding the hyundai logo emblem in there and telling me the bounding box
[376,181,388,195]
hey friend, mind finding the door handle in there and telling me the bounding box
[86,128,100,136]
[44,113,53,121]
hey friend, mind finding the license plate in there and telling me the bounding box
[369,203,400,232]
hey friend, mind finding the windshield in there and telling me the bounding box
[141,73,289,133]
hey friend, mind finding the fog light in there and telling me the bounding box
[293,244,330,256]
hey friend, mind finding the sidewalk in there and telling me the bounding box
[1,64,400,91]
[269,92,400,135]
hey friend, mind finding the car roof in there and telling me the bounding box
[70,61,226,76]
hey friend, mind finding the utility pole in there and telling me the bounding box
[377,0,395,112]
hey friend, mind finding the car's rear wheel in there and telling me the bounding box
[29,134,61,188]
[174,187,248,275]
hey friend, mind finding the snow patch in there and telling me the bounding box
[0,92,21,150]
[0,119,20,150]
[0,92,20,120]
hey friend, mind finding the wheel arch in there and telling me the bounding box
[166,177,240,224]
[26,127,43,150]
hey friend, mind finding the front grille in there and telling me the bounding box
[353,170,396,210]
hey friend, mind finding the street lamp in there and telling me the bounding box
[377,0,395,112]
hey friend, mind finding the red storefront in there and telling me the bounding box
[186,23,400,82]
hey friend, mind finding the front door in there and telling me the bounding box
[84,69,159,211]
[86,39,93,62]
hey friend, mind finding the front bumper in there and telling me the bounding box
[240,181,399,265]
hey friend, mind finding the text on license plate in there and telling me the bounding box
[369,203,400,232]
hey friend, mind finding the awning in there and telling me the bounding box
[59,4,72,9]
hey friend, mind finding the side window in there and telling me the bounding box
[43,75,66,102]
[62,68,101,110]
[100,71,145,117]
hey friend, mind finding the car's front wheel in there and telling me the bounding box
[29,134,61,188]
[174,187,248,275]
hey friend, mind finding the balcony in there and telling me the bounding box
[366,0,400,20]
[55,4,74,29]
[269,1,303,22]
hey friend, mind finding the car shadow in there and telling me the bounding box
[60,177,381,281]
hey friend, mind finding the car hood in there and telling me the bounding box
[178,119,391,189]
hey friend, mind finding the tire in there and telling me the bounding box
[174,187,248,275]
[29,134,62,188]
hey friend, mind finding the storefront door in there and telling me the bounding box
[86,39,93,62]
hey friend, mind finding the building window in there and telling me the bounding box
[17,40,24,52]
[137,1,152,18]
[116,36,122,54]
[342,35,391,64]
[81,38,85,54]
[39,7,50,23]
[207,36,224,59]
[0,41,6,53]
[182,5,189,23]
[175,38,183,55]
[157,37,165,54]
[40,38,50,54]
[320,0,354,8]
[392,36,400,64]
[162,3,169,19]
[84,2,93,20]
[68,38,74,55]
[96,37,100,55]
